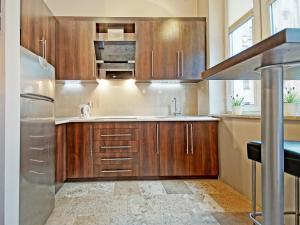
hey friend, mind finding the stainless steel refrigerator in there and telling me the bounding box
[20,47,55,225]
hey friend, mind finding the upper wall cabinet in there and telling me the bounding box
[21,0,56,66]
[136,19,206,81]
[56,19,96,80]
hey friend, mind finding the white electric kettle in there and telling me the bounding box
[80,103,92,118]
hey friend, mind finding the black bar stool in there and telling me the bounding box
[247,141,300,225]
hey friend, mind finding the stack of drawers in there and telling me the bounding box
[93,123,139,177]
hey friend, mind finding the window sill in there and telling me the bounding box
[210,113,300,121]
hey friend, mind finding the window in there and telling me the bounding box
[270,0,300,100]
[228,17,259,110]
[270,0,300,33]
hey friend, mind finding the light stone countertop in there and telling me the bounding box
[210,114,300,121]
[55,115,220,125]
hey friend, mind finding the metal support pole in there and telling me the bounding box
[252,161,257,225]
[296,177,299,225]
[261,66,284,225]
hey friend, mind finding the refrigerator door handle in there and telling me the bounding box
[21,93,54,103]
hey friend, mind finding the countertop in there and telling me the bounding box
[55,116,220,125]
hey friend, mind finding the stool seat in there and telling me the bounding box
[247,141,300,177]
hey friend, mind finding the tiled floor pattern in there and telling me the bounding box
[45,180,253,225]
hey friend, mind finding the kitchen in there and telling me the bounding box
[1,0,300,225]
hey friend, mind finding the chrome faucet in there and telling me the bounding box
[172,97,181,116]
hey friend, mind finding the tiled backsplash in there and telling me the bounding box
[55,81,201,117]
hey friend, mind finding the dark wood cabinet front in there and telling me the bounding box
[55,124,67,192]
[67,123,94,178]
[56,19,96,80]
[21,0,56,66]
[139,122,160,176]
[159,122,190,176]
[189,122,219,176]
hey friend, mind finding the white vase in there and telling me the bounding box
[284,103,298,116]
[232,106,243,115]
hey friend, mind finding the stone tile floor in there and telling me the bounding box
[45,180,253,225]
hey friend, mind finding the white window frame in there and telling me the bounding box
[226,10,261,113]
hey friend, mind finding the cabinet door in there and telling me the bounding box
[67,123,94,178]
[21,0,44,57]
[135,21,159,80]
[179,20,206,80]
[153,20,180,79]
[43,6,56,67]
[159,122,189,176]
[56,19,96,80]
[189,122,219,176]
[55,124,67,192]
[139,122,160,176]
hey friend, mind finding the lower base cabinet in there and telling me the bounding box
[67,123,94,178]
[55,124,67,192]
[64,121,219,180]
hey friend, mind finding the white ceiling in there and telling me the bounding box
[45,0,208,17]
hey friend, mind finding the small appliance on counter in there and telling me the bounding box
[80,102,92,118]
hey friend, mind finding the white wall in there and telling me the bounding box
[1,0,20,224]
[45,0,209,17]
[227,0,253,25]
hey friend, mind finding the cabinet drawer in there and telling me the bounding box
[94,164,139,177]
[94,140,139,153]
[94,123,139,129]
[94,152,138,165]
[93,153,139,177]
[94,128,138,141]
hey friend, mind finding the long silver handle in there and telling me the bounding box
[101,158,133,161]
[100,134,132,137]
[156,123,159,155]
[181,51,184,77]
[29,159,45,163]
[44,39,47,61]
[101,146,132,149]
[21,93,55,103]
[29,170,45,175]
[90,125,93,153]
[186,124,189,154]
[39,38,45,58]
[177,51,180,77]
[190,123,194,155]
[101,169,132,173]
[29,147,45,151]
[151,50,154,78]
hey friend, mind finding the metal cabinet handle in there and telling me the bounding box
[39,38,45,58]
[44,39,47,60]
[100,146,132,149]
[190,123,194,155]
[177,51,180,77]
[151,50,154,78]
[156,123,160,155]
[181,51,184,77]
[90,125,93,153]
[101,158,133,161]
[29,159,45,163]
[29,170,45,175]
[101,169,132,173]
[100,134,132,137]
[186,124,189,154]
[29,147,45,151]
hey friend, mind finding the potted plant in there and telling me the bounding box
[284,87,299,116]
[231,94,244,115]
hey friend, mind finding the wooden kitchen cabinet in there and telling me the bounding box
[56,19,96,80]
[55,124,67,192]
[159,121,218,177]
[67,123,94,178]
[135,21,159,80]
[21,0,56,66]
[139,122,160,176]
[179,20,206,80]
[93,122,140,177]
[189,122,219,176]
[159,122,190,176]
